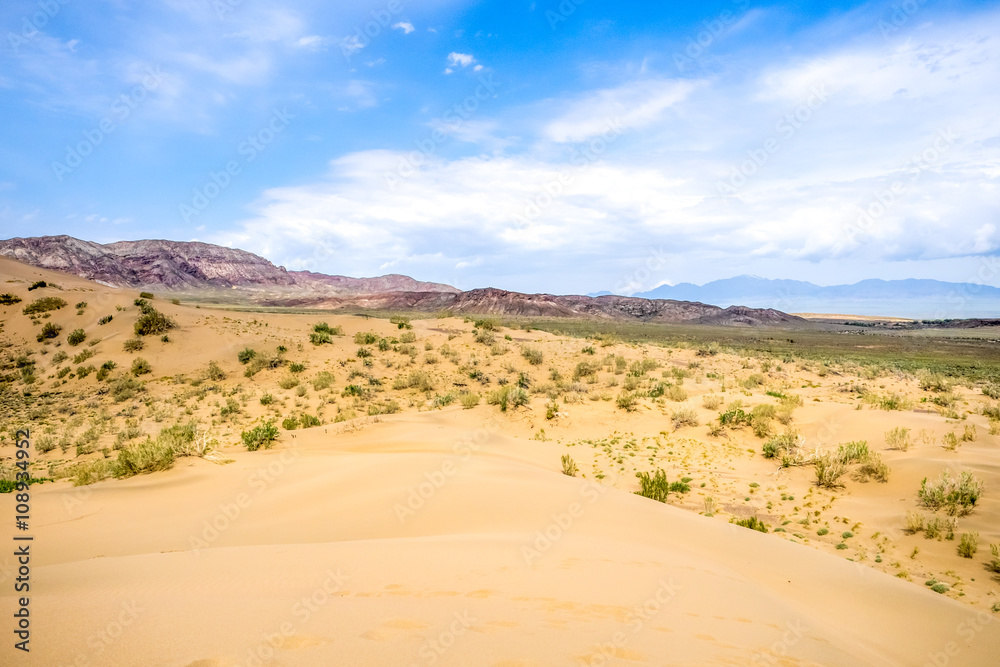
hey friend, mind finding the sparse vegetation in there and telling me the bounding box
[241,421,279,451]
[731,516,768,533]
[957,532,979,558]
[67,328,86,346]
[918,471,984,516]
[561,455,578,477]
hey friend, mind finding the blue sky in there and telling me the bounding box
[1,0,998,295]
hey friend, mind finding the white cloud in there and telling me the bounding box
[444,52,477,74]
[392,22,415,34]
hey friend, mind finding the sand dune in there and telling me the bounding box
[1,257,1000,665]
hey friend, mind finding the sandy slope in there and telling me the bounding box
[1,411,997,666]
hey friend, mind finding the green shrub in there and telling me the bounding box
[432,393,455,409]
[139,291,154,299]
[719,408,751,427]
[310,331,332,345]
[671,408,699,429]
[918,471,984,516]
[393,370,435,392]
[762,430,799,459]
[282,417,299,430]
[616,391,639,412]
[300,414,321,428]
[987,544,1000,574]
[390,316,412,330]
[110,375,143,402]
[731,516,768,532]
[28,280,47,291]
[561,455,578,477]
[238,348,257,364]
[486,385,529,412]
[817,527,829,536]
[134,307,175,336]
[521,346,543,365]
[815,452,847,488]
[854,451,890,483]
[131,358,152,376]
[572,360,599,380]
[474,318,500,332]
[460,392,481,409]
[24,296,67,315]
[0,293,22,306]
[67,328,86,346]
[957,532,979,558]
[278,376,299,390]
[259,393,274,405]
[98,315,113,325]
[354,331,378,345]
[75,364,95,379]
[36,322,62,341]
[400,331,417,344]
[885,427,911,451]
[312,371,335,391]
[289,363,306,374]
[241,421,279,451]
[635,469,670,502]
[368,399,401,416]
[123,338,144,352]
[702,394,723,410]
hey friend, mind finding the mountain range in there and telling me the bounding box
[0,236,802,327]
[591,275,1000,320]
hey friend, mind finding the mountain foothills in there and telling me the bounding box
[0,236,804,326]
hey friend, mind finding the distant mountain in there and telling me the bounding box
[0,235,460,295]
[0,235,807,327]
[628,275,1000,319]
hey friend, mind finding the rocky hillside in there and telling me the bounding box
[0,235,459,294]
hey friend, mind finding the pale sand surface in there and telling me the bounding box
[0,257,999,665]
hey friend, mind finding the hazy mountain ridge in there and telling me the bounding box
[619,275,1000,319]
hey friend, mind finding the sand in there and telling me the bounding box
[0,257,999,665]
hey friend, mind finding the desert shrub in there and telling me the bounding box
[139,292,154,299]
[244,349,285,377]
[393,370,435,392]
[904,511,925,534]
[202,361,225,382]
[719,408,751,427]
[941,432,960,451]
[616,391,639,412]
[259,393,274,405]
[731,516,768,533]
[288,362,306,374]
[0,293,22,305]
[635,469,670,502]
[751,413,772,438]
[561,455,578,477]
[131,358,151,376]
[299,413,320,428]
[961,424,977,442]
[521,346,543,365]
[278,376,300,390]
[474,329,495,345]
[51,350,69,364]
[95,360,117,382]
[741,373,765,389]
[702,394,723,410]
[110,375,143,402]
[134,307,175,336]
[762,429,799,459]
[241,421,279,451]
[75,364,95,379]
[123,338,144,352]
[838,440,869,464]
[65,328,86,346]
[312,371,335,391]
[368,399,401,416]
[356,346,373,359]
[957,532,979,558]
[671,408,699,429]
[400,331,417,344]
[865,392,912,411]
[23,296,67,314]
[314,321,342,336]
[36,322,62,341]
[854,452,890,483]
[460,392,481,409]
[918,471,984,516]
[390,316,412,329]
[35,436,56,454]
[282,417,299,430]
[98,315,113,325]
[572,360,599,380]
[885,427,911,451]
[474,318,500,332]
[987,544,1000,574]
[665,384,687,402]
[112,438,175,478]
[487,385,529,412]
[920,373,952,392]
[238,348,257,364]
[815,452,847,488]
[354,331,378,345]
[310,331,332,345]
[982,384,1000,400]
